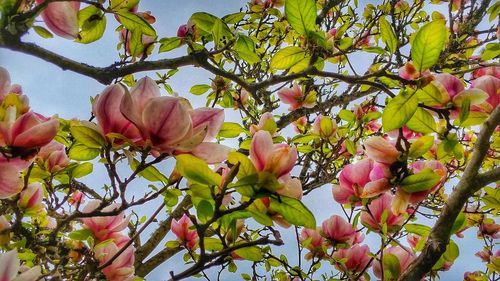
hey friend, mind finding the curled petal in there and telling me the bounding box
[190,108,224,142]
[0,249,20,281]
[11,112,59,148]
[364,136,400,164]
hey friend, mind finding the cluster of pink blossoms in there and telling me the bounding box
[81,201,135,281]
[92,76,229,163]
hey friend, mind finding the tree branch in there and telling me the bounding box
[399,106,500,281]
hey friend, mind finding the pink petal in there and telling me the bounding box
[0,249,20,281]
[250,130,274,171]
[190,108,224,142]
[0,66,11,98]
[142,96,192,147]
[129,77,161,111]
[190,143,231,164]
[37,0,80,39]
[0,162,24,199]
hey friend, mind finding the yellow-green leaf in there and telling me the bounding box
[411,20,447,72]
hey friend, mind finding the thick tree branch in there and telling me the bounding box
[399,106,500,281]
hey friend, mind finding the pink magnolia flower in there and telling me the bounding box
[332,158,392,204]
[321,215,363,245]
[0,249,42,281]
[361,193,403,232]
[92,84,142,144]
[398,62,431,80]
[68,191,84,206]
[471,75,500,112]
[250,130,297,178]
[478,220,500,239]
[171,214,199,250]
[475,248,491,263]
[364,136,400,165]
[292,116,308,134]
[0,156,29,199]
[373,246,416,280]
[434,73,465,100]
[300,227,324,252]
[36,140,70,172]
[311,115,337,138]
[177,24,189,38]
[18,183,45,215]
[81,200,130,241]
[36,0,80,39]
[473,66,500,79]
[94,235,135,281]
[407,234,422,249]
[249,112,277,135]
[0,108,59,149]
[120,77,228,163]
[0,66,11,100]
[333,244,372,273]
[276,174,303,199]
[277,84,315,111]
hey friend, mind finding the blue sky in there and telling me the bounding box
[0,0,488,280]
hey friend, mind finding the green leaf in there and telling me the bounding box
[204,237,223,251]
[227,152,256,179]
[33,26,53,38]
[229,172,281,196]
[175,154,221,186]
[408,135,434,158]
[450,212,466,234]
[130,159,169,183]
[190,12,218,34]
[481,43,500,61]
[212,17,232,48]
[69,229,94,241]
[159,37,183,53]
[233,246,263,261]
[196,200,214,223]
[117,12,156,36]
[189,84,211,95]
[379,16,397,53]
[383,253,401,278]
[452,89,489,107]
[456,110,489,127]
[77,6,106,44]
[234,35,260,64]
[285,0,316,35]
[70,125,105,148]
[416,82,450,106]
[222,12,245,24]
[270,46,308,70]
[72,162,93,178]
[400,168,441,193]
[459,97,471,125]
[411,20,447,72]
[68,144,100,161]
[382,90,418,132]
[164,189,181,207]
[405,223,431,236]
[218,122,245,138]
[406,108,437,134]
[339,109,355,122]
[109,0,139,11]
[269,197,316,228]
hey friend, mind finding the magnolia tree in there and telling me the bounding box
[0,0,499,280]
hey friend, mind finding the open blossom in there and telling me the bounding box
[373,246,416,280]
[36,0,80,39]
[0,156,30,199]
[36,140,70,172]
[333,244,372,273]
[94,234,135,281]
[321,215,363,245]
[278,84,316,111]
[332,158,391,204]
[171,214,199,250]
[292,116,308,134]
[250,130,297,178]
[0,249,42,281]
[68,191,84,206]
[82,200,130,241]
[118,77,228,163]
[473,66,500,79]
[18,183,45,215]
[478,219,500,239]
[361,193,404,232]
[364,136,400,165]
